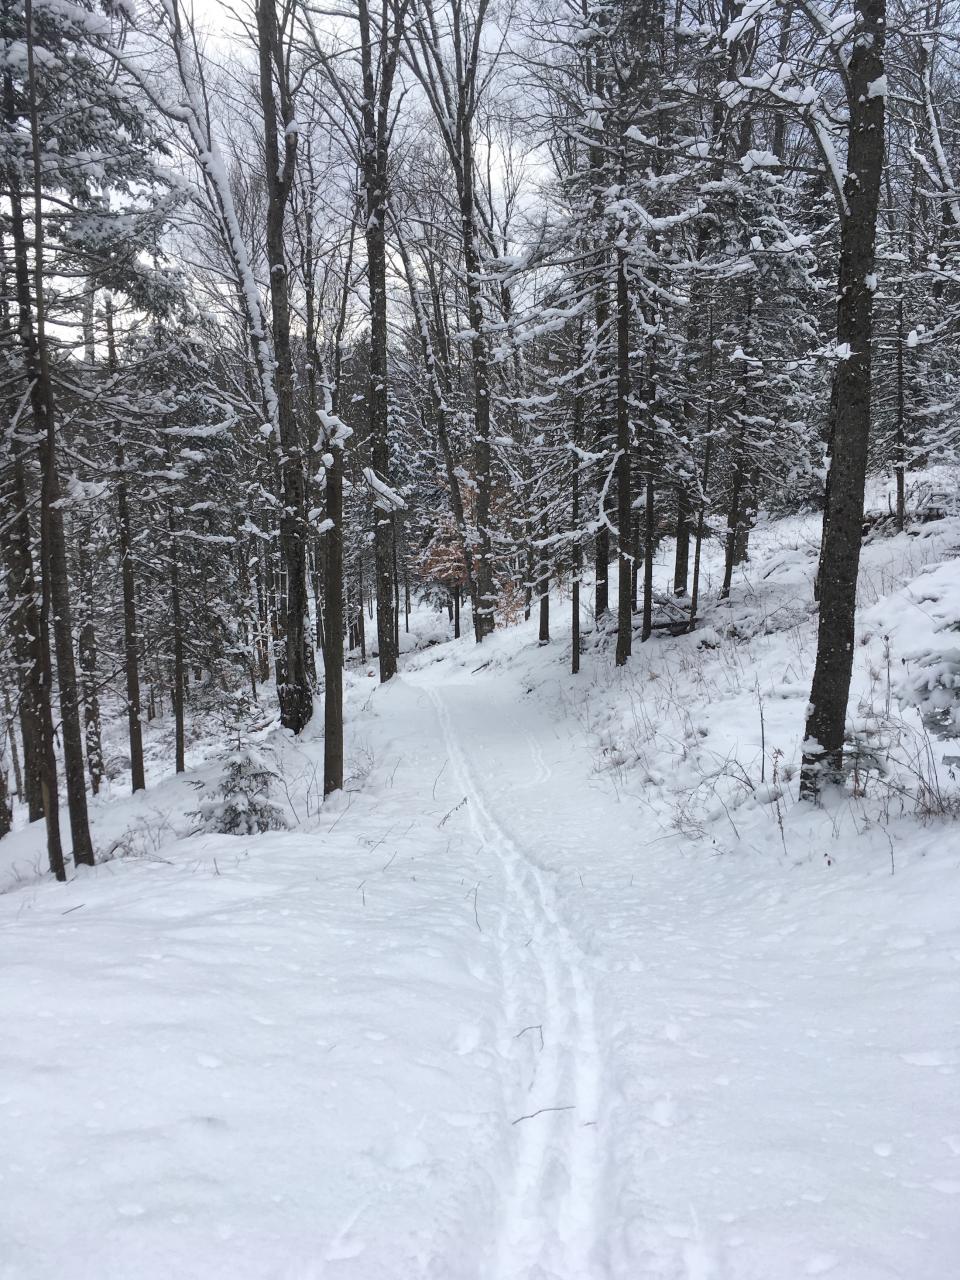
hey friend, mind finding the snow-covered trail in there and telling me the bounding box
[426,682,603,1279]
[1,641,959,1280]
[405,657,960,1280]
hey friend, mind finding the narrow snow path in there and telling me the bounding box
[406,658,960,1280]
[427,684,603,1279]
[1,642,959,1280]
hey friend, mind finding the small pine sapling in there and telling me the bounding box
[194,747,288,836]
[193,695,287,835]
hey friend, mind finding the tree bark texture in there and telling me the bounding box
[800,0,886,798]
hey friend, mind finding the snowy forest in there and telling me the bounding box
[1,0,959,1274]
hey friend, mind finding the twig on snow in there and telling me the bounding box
[439,796,467,827]
[515,1024,544,1051]
[512,1105,575,1125]
[432,758,447,800]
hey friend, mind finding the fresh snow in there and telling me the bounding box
[2,495,959,1279]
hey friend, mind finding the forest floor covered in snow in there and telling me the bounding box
[2,485,960,1279]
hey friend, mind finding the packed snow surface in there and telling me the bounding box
[2,501,959,1279]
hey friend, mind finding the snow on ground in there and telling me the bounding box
[2,485,960,1279]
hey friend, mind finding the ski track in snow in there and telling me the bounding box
[519,730,552,792]
[427,684,603,1280]
[4,502,960,1279]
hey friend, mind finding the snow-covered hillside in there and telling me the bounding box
[2,502,959,1280]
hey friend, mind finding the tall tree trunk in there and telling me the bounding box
[733,465,759,564]
[356,555,367,661]
[115,451,145,793]
[537,514,550,645]
[392,513,401,656]
[77,304,103,796]
[800,0,886,799]
[364,196,398,679]
[689,309,715,632]
[720,441,746,600]
[641,396,657,643]
[524,500,534,623]
[594,274,611,622]
[2,107,41,836]
[256,0,312,733]
[309,208,352,797]
[253,539,271,683]
[4,689,23,802]
[323,441,345,795]
[1,438,44,822]
[615,252,632,665]
[168,504,186,775]
[76,530,104,796]
[459,145,496,640]
[894,296,906,531]
[674,487,690,595]
[0,743,10,838]
[12,9,92,869]
[571,363,584,675]
[107,287,146,796]
[358,0,401,677]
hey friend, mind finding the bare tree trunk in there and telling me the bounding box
[356,555,367,661]
[641,415,656,642]
[894,296,906,531]
[720,442,745,601]
[168,504,186,775]
[323,442,345,794]
[76,530,104,795]
[77,300,104,797]
[615,252,632,665]
[674,487,690,595]
[537,514,550,645]
[594,272,611,622]
[252,539,271,683]
[0,745,10,837]
[800,0,886,799]
[630,511,640,611]
[459,160,496,639]
[4,690,23,801]
[11,9,93,869]
[312,210,352,797]
[523,494,534,623]
[689,309,715,632]
[357,0,405,677]
[256,0,312,733]
[733,464,759,565]
[365,207,398,678]
[1,438,44,822]
[112,316,145,794]
[571,364,584,675]
[104,296,145,794]
[392,513,401,656]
